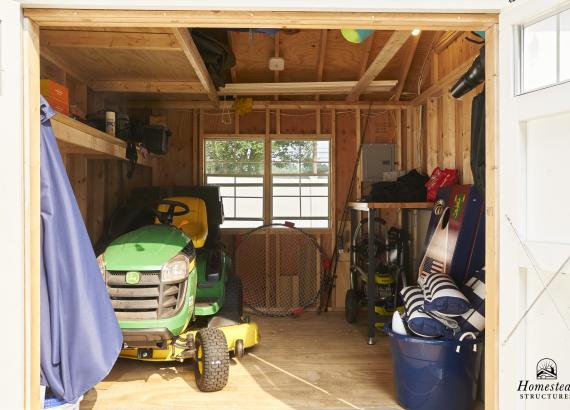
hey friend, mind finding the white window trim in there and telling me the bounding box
[202,135,333,232]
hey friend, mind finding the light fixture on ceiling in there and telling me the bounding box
[412,28,421,36]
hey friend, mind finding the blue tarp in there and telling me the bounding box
[40,97,122,403]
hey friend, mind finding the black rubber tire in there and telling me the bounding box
[194,328,230,392]
[345,289,359,324]
[221,274,243,319]
[234,339,245,359]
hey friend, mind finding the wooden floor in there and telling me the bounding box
[81,312,402,410]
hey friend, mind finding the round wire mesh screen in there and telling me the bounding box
[235,224,330,317]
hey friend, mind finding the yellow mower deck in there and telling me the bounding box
[120,322,260,362]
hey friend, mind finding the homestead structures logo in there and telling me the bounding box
[518,358,570,401]
[537,358,557,380]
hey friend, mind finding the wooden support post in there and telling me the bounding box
[484,23,499,410]
[23,18,41,410]
[355,108,362,199]
[426,97,439,174]
[264,108,271,225]
[405,108,413,170]
[198,110,204,184]
[192,110,199,185]
[442,93,456,169]
[88,160,106,243]
[69,156,88,221]
[412,106,423,171]
[395,110,402,171]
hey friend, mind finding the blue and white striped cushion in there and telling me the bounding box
[419,273,471,316]
[401,286,457,338]
[458,268,485,333]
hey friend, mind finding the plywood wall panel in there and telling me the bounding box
[154,110,193,186]
[203,111,234,134]
[279,110,317,134]
[239,110,267,134]
[335,111,357,222]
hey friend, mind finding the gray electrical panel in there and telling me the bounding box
[361,143,395,182]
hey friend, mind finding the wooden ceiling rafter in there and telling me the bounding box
[41,29,180,51]
[393,34,421,101]
[358,35,375,78]
[434,31,464,53]
[314,29,328,101]
[90,80,205,93]
[172,28,219,109]
[127,99,409,110]
[40,46,91,85]
[346,30,411,102]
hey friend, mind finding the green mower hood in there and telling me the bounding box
[104,225,190,271]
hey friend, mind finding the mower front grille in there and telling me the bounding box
[106,270,187,321]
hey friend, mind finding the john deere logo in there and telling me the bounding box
[452,193,466,220]
[537,358,557,380]
[125,271,141,285]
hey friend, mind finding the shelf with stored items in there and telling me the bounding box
[347,201,434,345]
[50,113,154,168]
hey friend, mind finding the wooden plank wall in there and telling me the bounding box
[41,60,154,245]
[181,107,399,309]
[411,33,483,183]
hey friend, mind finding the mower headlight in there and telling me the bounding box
[161,254,189,283]
[97,254,106,281]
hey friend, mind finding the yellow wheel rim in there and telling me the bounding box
[197,345,203,375]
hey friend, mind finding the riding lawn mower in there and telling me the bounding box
[96,186,259,392]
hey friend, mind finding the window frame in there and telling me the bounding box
[516,5,570,95]
[202,134,333,233]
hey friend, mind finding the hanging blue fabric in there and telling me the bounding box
[40,97,122,404]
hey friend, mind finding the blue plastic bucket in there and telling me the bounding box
[385,325,483,410]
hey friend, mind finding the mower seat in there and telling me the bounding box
[157,196,208,248]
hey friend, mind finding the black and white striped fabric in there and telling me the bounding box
[419,272,471,316]
[401,286,457,338]
[458,268,486,333]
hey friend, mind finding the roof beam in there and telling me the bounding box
[411,56,475,106]
[394,34,421,100]
[127,100,409,111]
[434,31,464,53]
[346,31,411,102]
[40,47,91,85]
[219,80,397,96]
[25,9,498,31]
[315,29,328,101]
[91,80,205,93]
[41,29,180,51]
[172,28,219,109]
[358,35,375,78]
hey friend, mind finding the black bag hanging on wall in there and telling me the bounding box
[471,90,486,199]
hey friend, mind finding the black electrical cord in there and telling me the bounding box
[319,101,375,313]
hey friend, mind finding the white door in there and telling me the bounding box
[0,1,26,409]
[500,1,570,409]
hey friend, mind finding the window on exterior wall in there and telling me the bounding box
[271,140,330,228]
[204,138,331,229]
[204,139,264,228]
[519,7,570,94]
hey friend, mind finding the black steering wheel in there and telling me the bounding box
[150,199,190,225]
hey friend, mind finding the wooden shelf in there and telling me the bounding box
[50,113,153,167]
[348,201,434,211]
